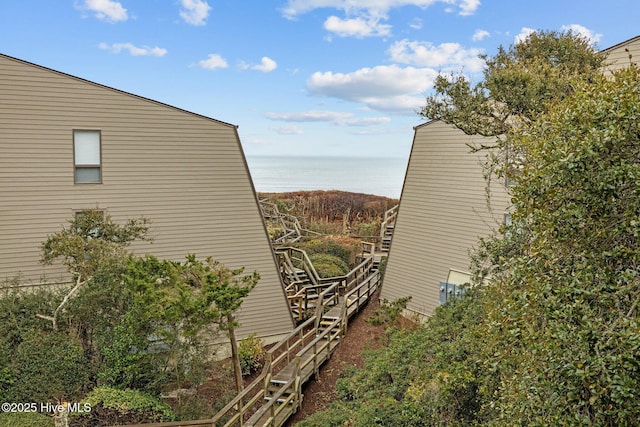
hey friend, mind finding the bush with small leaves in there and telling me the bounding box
[308,254,349,278]
[0,412,54,427]
[73,386,175,426]
[238,333,265,376]
[12,331,90,402]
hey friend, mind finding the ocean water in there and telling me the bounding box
[246,156,408,199]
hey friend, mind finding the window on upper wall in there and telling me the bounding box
[74,130,102,183]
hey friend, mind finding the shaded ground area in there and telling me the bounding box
[286,293,386,426]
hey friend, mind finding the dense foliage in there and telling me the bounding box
[298,34,640,426]
[74,386,175,426]
[421,30,604,181]
[0,412,53,427]
[298,292,485,427]
[1,212,257,421]
[260,190,397,235]
[478,65,640,426]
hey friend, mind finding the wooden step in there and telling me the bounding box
[263,392,295,404]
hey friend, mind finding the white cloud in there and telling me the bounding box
[272,125,304,135]
[281,1,479,38]
[561,24,602,45]
[239,57,278,72]
[266,110,391,126]
[514,27,536,44]
[324,15,392,38]
[99,42,167,57]
[388,39,485,72]
[180,0,211,26]
[77,0,128,22]
[516,25,602,46]
[281,0,480,20]
[472,29,490,41]
[306,65,438,113]
[198,54,228,70]
[458,0,480,16]
[253,57,278,72]
[346,116,392,126]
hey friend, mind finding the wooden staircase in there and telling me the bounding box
[115,250,380,427]
[115,210,391,427]
[259,199,321,244]
[215,251,379,427]
[379,205,398,253]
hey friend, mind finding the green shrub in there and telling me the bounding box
[73,386,175,426]
[351,219,382,237]
[309,254,349,278]
[97,310,169,394]
[298,236,360,267]
[238,333,265,376]
[12,331,90,402]
[294,401,354,427]
[366,297,411,327]
[0,412,54,427]
[301,290,488,426]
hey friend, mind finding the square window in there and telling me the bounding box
[74,130,101,183]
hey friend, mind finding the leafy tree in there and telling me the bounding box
[38,210,151,330]
[421,30,604,180]
[3,211,258,405]
[479,64,640,425]
[41,210,151,280]
[116,254,258,392]
[299,34,640,427]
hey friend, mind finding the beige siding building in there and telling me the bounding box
[381,35,640,318]
[380,121,510,316]
[601,35,640,72]
[0,54,294,341]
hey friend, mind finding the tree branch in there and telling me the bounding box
[36,273,86,331]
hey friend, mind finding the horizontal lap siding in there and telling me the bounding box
[603,37,640,72]
[381,121,509,317]
[0,55,294,339]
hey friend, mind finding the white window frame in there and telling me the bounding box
[73,130,102,184]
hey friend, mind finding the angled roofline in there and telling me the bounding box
[600,34,640,54]
[413,119,438,131]
[0,53,239,129]
[411,35,640,133]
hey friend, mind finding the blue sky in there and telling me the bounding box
[1,1,639,160]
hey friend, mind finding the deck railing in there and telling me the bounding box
[259,200,320,244]
[378,205,398,251]
[210,315,317,427]
[116,248,380,427]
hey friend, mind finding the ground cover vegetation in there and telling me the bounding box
[295,31,640,426]
[0,192,395,426]
[259,190,397,276]
[260,190,398,236]
[0,211,258,425]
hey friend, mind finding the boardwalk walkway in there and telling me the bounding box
[115,254,380,427]
[115,204,396,427]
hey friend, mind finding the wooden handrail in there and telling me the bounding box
[251,315,343,426]
[274,247,321,287]
[383,204,398,223]
[209,370,267,426]
[247,374,298,426]
[259,200,321,244]
[120,241,380,427]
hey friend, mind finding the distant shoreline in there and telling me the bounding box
[247,156,407,199]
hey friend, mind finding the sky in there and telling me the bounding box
[1,1,639,161]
